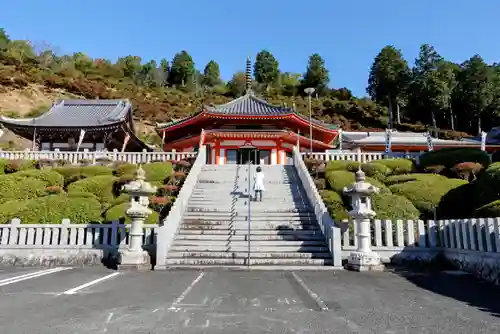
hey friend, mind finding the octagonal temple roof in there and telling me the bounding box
[204,94,293,116]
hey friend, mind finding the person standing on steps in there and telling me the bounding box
[253,166,265,202]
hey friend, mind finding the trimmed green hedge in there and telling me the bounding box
[475,200,500,218]
[0,195,102,224]
[375,158,415,175]
[142,162,173,183]
[104,202,159,224]
[55,165,113,184]
[474,162,500,207]
[67,175,118,209]
[325,160,391,180]
[418,148,490,169]
[325,170,390,194]
[372,193,420,220]
[437,183,476,219]
[113,163,137,177]
[0,174,47,204]
[14,169,64,187]
[384,173,448,186]
[320,190,350,221]
[389,178,468,218]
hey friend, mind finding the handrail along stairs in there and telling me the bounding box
[155,145,207,269]
[292,146,342,267]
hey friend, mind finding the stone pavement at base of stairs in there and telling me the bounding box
[0,266,499,333]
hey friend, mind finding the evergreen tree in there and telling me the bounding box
[367,46,410,127]
[301,53,329,94]
[169,50,195,86]
[202,60,221,87]
[253,50,279,88]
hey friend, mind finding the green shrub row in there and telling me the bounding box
[0,161,180,224]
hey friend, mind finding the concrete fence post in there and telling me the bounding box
[8,218,21,245]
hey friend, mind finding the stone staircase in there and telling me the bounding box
[165,164,333,268]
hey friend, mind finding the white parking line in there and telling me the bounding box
[0,267,72,287]
[62,272,121,295]
[168,272,205,311]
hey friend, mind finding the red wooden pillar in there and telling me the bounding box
[276,139,282,165]
[215,140,221,165]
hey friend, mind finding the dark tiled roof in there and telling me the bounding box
[0,99,131,128]
[205,94,292,116]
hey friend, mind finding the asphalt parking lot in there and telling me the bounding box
[0,266,499,333]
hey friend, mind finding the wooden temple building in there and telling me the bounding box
[0,99,152,152]
[341,130,500,153]
[156,59,339,165]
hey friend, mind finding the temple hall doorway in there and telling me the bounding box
[238,147,258,164]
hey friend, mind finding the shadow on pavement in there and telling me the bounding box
[390,265,500,318]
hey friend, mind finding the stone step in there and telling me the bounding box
[174,234,325,241]
[169,245,330,252]
[172,240,327,247]
[180,224,319,230]
[178,229,324,236]
[181,219,317,225]
[185,208,311,213]
[183,211,314,217]
[167,251,332,259]
[164,258,333,266]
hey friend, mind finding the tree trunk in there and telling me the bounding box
[450,106,455,131]
[431,110,437,130]
[477,115,482,136]
[388,96,394,129]
[396,100,401,125]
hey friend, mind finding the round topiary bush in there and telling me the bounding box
[474,162,500,207]
[14,169,64,187]
[384,173,448,186]
[375,158,416,175]
[104,202,159,224]
[0,194,102,224]
[372,193,420,220]
[389,178,468,218]
[418,148,490,170]
[67,175,118,210]
[143,162,173,183]
[0,174,47,204]
[437,183,476,219]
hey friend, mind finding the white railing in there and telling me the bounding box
[339,217,500,283]
[0,148,196,164]
[302,151,421,162]
[155,144,207,269]
[292,146,342,267]
[0,219,158,249]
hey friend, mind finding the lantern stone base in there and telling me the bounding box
[117,249,151,271]
[346,251,384,272]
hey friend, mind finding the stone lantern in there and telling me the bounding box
[118,165,157,270]
[343,168,383,272]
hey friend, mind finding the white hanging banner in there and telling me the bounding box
[338,129,343,151]
[426,132,434,151]
[481,131,487,151]
[76,129,86,152]
[385,129,392,154]
[121,133,131,152]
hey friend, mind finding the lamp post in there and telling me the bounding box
[304,87,315,155]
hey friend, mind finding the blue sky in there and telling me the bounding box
[0,0,498,97]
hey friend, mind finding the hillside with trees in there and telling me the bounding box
[1,27,500,146]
